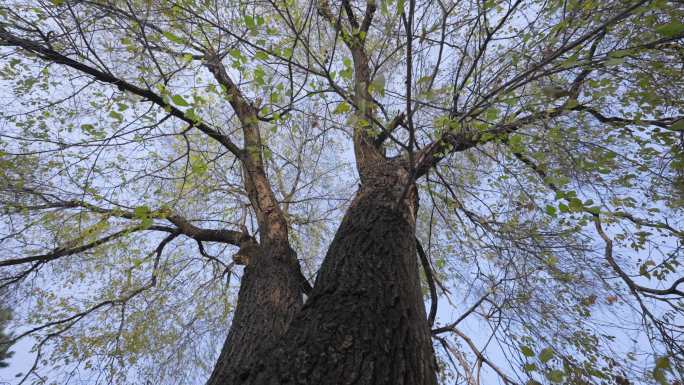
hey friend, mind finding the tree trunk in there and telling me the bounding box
[241,162,438,385]
[207,243,304,385]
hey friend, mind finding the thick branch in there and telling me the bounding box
[1,198,252,246]
[415,0,650,176]
[414,105,567,176]
[166,214,251,245]
[373,112,405,148]
[203,54,291,245]
[359,0,376,34]
[315,0,385,180]
[204,54,259,129]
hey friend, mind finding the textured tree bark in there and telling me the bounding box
[239,161,438,385]
[206,242,304,385]
[204,88,307,383]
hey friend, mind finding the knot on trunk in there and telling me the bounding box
[232,239,261,266]
[356,160,419,222]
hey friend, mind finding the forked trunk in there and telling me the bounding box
[240,161,438,385]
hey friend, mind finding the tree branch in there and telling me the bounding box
[414,0,650,176]
[416,237,437,326]
[0,27,243,158]
[0,226,141,267]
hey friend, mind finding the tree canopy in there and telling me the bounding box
[0,0,683,384]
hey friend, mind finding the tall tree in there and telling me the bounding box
[0,0,683,384]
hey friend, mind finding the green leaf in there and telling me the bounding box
[655,22,684,38]
[254,66,265,85]
[109,110,123,122]
[370,74,386,97]
[229,49,243,60]
[671,119,684,132]
[567,197,583,212]
[538,348,554,363]
[653,356,671,385]
[186,109,203,124]
[244,15,256,30]
[333,102,351,115]
[639,260,655,280]
[605,57,625,67]
[480,132,495,142]
[545,205,557,216]
[191,160,208,175]
[357,118,370,128]
[508,134,524,153]
[547,255,558,267]
[254,51,269,61]
[520,345,535,357]
[140,217,153,229]
[416,75,432,84]
[162,31,184,44]
[564,98,578,109]
[171,95,190,107]
[340,68,353,80]
[397,0,405,13]
[134,206,151,219]
[655,356,670,370]
[484,107,499,120]
[546,370,564,383]
[608,49,632,59]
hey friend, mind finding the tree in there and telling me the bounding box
[0,0,683,384]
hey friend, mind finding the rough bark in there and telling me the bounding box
[205,17,436,382]
[207,242,304,385]
[205,160,306,384]
[202,52,314,385]
[238,161,437,385]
